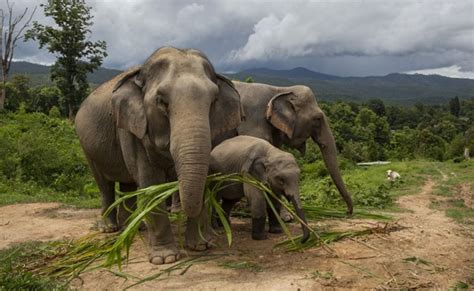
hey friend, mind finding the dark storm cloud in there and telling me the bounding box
[4,0,474,77]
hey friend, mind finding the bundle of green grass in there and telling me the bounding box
[23,173,391,284]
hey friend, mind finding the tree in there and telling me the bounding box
[449,96,461,117]
[0,0,36,111]
[366,99,386,116]
[26,0,107,118]
[5,74,30,110]
[28,85,62,114]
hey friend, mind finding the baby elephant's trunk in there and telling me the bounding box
[291,196,310,243]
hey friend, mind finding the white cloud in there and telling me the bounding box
[406,65,474,79]
[230,1,473,62]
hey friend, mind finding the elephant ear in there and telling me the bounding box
[242,155,267,182]
[210,74,245,143]
[266,92,297,139]
[111,67,147,139]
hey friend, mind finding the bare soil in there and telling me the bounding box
[1,179,473,290]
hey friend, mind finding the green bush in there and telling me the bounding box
[351,183,393,209]
[0,112,95,203]
[299,161,394,209]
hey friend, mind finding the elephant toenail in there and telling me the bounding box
[164,255,177,264]
[150,256,164,265]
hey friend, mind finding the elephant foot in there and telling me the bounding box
[280,208,294,222]
[98,220,119,233]
[149,244,181,265]
[252,217,267,240]
[346,206,354,217]
[269,224,283,234]
[185,234,213,251]
[252,232,268,240]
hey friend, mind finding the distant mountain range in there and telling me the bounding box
[9,61,474,105]
[228,67,474,105]
[9,61,122,87]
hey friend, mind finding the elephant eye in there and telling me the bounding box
[156,94,168,107]
[276,176,285,185]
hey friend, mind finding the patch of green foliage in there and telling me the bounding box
[298,160,447,212]
[0,111,99,208]
[321,99,474,162]
[444,201,474,225]
[0,241,67,290]
[429,160,474,224]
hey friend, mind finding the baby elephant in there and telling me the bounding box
[210,135,310,242]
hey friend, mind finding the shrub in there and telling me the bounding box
[0,112,92,195]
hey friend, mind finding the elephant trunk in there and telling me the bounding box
[290,195,310,243]
[170,114,211,218]
[312,116,353,215]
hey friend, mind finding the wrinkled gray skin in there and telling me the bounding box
[233,81,353,216]
[210,136,310,243]
[75,47,243,265]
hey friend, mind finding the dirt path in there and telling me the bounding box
[1,179,473,289]
[0,203,100,249]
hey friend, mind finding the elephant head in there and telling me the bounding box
[111,47,243,218]
[266,87,353,214]
[244,150,310,243]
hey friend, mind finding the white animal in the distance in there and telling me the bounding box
[386,170,401,182]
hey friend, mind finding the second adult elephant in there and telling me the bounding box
[233,81,353,215]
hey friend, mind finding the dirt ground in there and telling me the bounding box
[1,179,473,290]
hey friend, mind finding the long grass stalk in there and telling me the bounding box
[303,206,392,221]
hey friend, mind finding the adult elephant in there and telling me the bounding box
[75,47,243,265]
[233,81,353,215]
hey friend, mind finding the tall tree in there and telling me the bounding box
[0,0,36,111]
[26,0,107,118]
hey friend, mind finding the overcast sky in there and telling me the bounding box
[5,0,474,78]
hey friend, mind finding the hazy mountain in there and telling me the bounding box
[8,61,474,105]
[9,61,122,86]
[229,68,474,105]
[239,67,340,80]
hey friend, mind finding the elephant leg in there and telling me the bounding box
[245,184,268,240]
[185,205,213,251]
[88,160,119,233]
[137,170,180,265]
[146,201,180,264]
[117,183,145,230]
[170,191,181,213]
[268,197,283,234]
[222,198,238,224]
